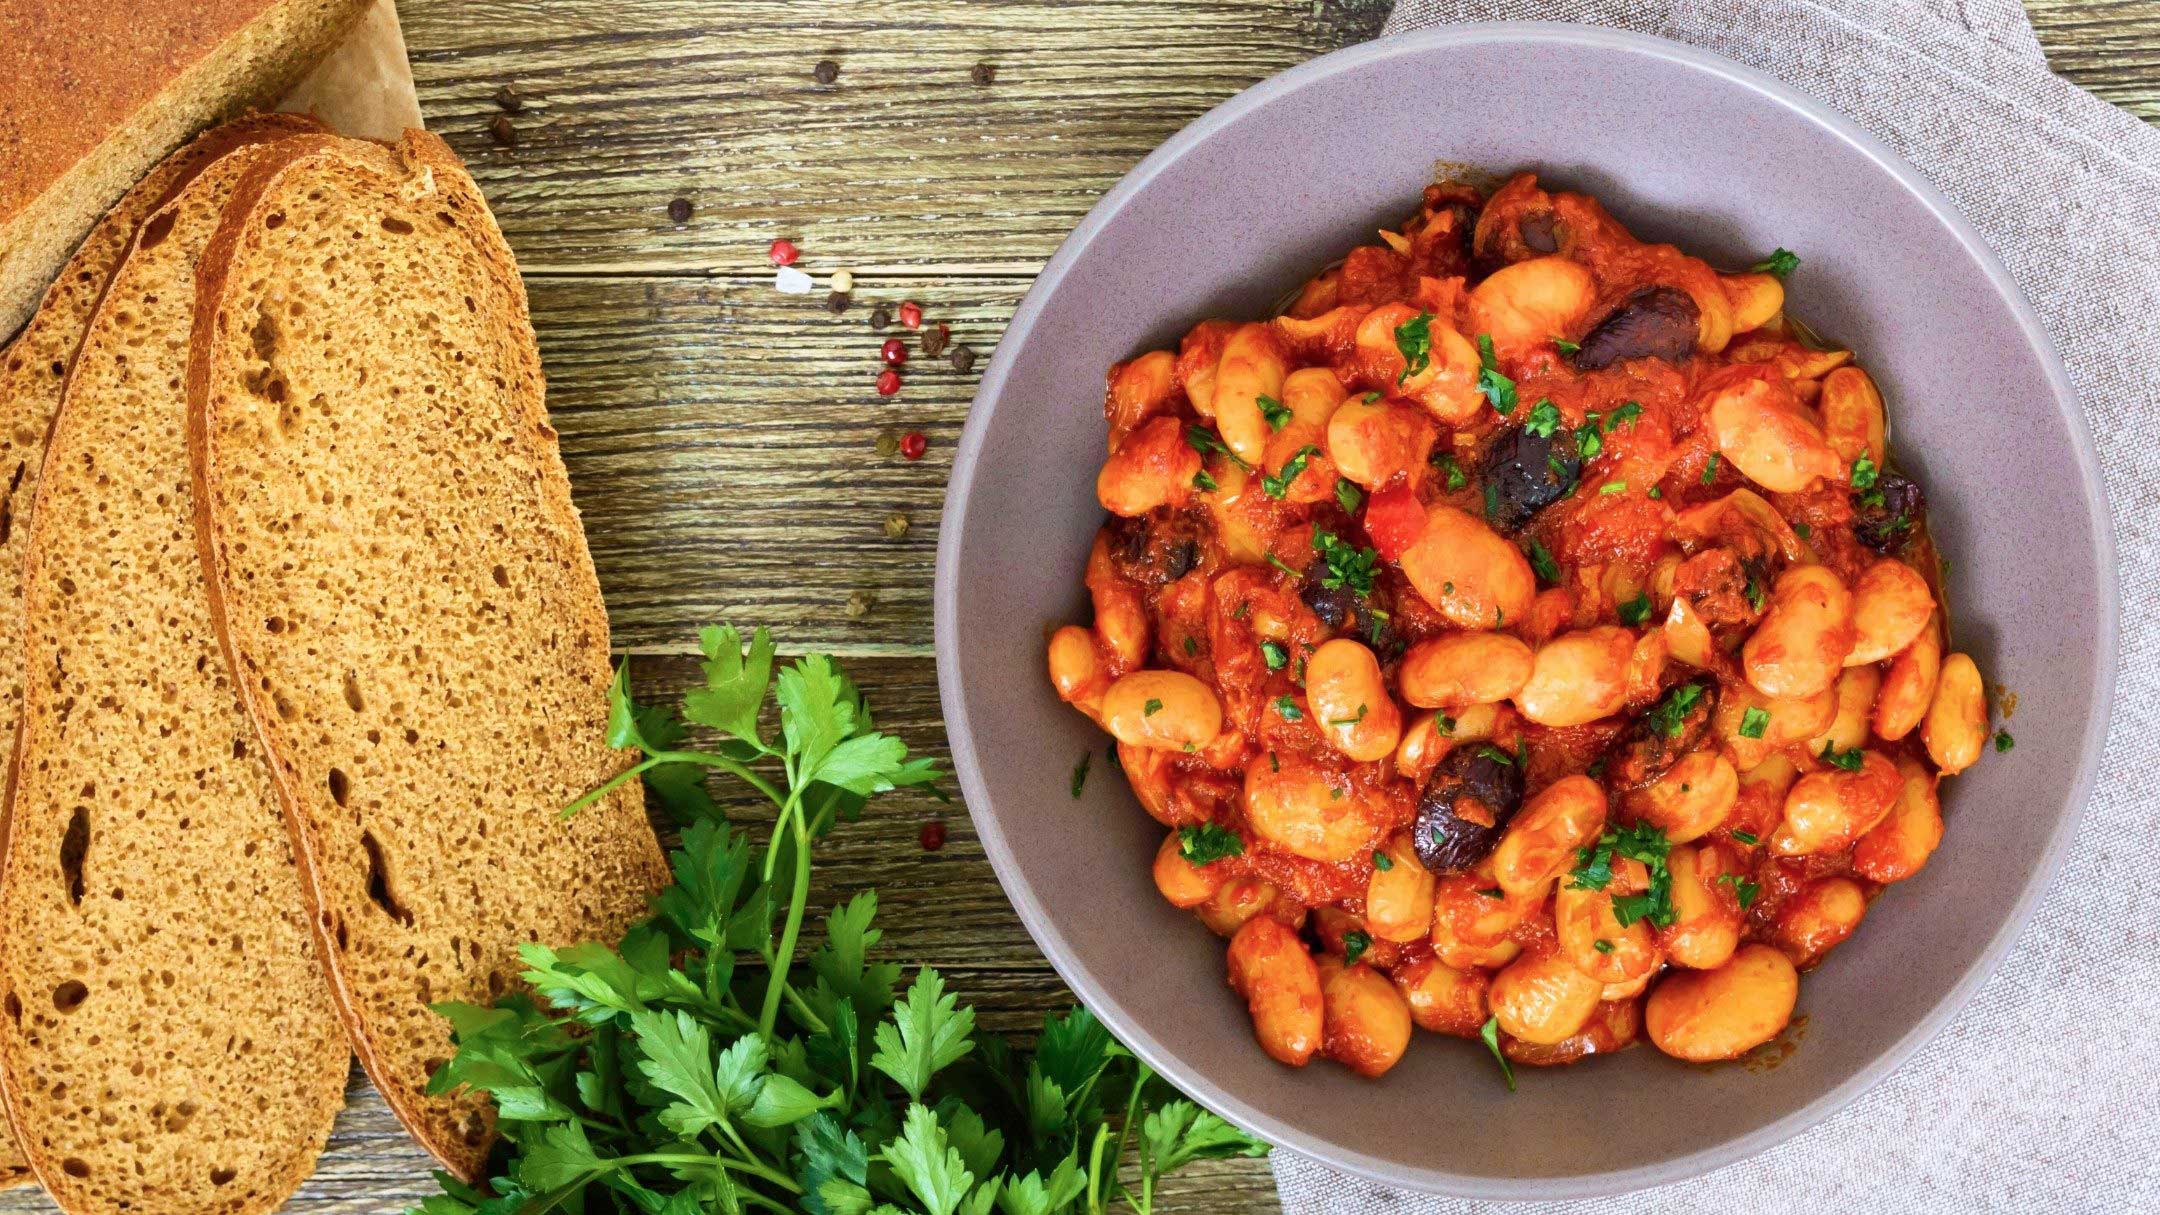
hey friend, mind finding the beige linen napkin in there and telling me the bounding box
[1274,0,2160,1210]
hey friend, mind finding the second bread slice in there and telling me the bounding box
[189,131,667,1179]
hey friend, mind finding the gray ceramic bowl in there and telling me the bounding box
[934,23,2115,1198]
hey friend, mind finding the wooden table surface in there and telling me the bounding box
[6,2,2153,1212]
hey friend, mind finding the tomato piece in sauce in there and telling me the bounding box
[1363,482,1425,561]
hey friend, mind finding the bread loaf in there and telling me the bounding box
[0,111,326,1195]
[0,0,371,339]
[189,130,667,1179]
[0,129,350,1214]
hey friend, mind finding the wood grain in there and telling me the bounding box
[2,2,2155,1212]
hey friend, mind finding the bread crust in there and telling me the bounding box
[188,130,666,1181]
[0,126,351,1215]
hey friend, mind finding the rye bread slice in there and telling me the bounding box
[0,134,351,1215]
[0,112,323,1193]
[188,130,667,1179]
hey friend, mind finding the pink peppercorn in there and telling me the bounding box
[880,337,908,366]
[898,300,923,329]
[899,431,927,459]
[768,237,800,266]
[919,820,947,851]
[876,368,902,396]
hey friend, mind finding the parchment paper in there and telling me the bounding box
[276,0,423,140]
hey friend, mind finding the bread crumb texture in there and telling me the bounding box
[0,138,348,1215]
[193,132,667,1178]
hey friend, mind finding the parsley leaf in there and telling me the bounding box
[1618,592,1653,626]
[1335,478,1364,514]
[1553,337,1581,355]
[1274,696,1304,722]
[1192,467,1218,492]
[1732,830,1760,846]
[1702,453,1721,485]
[1609,400,1643,428]
[1260,639,1289,670]
[1524,398,1562,438]
[1851,453,1880,490]
[1750,248,1801,278]
[1645,682,1706,738]
[1994,729,2015,753]
[1395,311,1435,384]
[1439,452,1469,491]
[1528,540,1561,586]
[1479,1017,1517,1092]
[1738,707,1771,740]
[1577,425,1604,461]
[1258,394,1292,431]
[1372,850,1394,871]
[1476,334,1517,414]
[871,970,976,1102]
[1717,872,1762,909]
[1341,930,1372,966]
[1568,822,1677,928]
[1177,823,1244,865]
[1600,480,1627,495]
[1819,741,1865,771]
[1311,529,1379,596]
[1070,752,1091,798]
[1185,425,1250,471]
[1261,445,1322,498]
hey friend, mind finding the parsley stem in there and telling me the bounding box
[758,808,813,1041]
[1085,1122,1114,1215]
[559,748,784,819]
[610,1150,803,1196]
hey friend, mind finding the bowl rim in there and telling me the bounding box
[934,20,2118,1199]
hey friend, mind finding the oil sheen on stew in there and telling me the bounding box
[1045,173,1996,1079]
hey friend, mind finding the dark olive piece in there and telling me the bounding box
[1573,286,1700,370]
[1299,578,1356,630]
[1604,678,1717,791]
[1479,422,1580,534]
[1413,745,1526,875]
[1853,472,1926,554]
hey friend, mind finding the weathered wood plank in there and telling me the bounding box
[536,274,1018,655]
[395,0,1390,275]
[2026,1,2160,120]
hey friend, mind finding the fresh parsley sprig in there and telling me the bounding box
[420,626,1264,1215]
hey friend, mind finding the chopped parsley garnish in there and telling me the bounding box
[1750,248,1801,278]
[1851,453,1880,492]
[1645,682,1706,738]
[1439,452,1469,490]
[1436,713,1457,735]
[1274,696,1303,722]
[1372,849,1394,871]
[1618,592,1653,626]
[1480,1017,1517,1091]
[1335,479,1364,514]
[1178,822,1245,865]
[1475,886,1505,900]
[1702,453,1721,485]
[1528,540,1561,586]
[1265,552,1299,578]
[1261,444,1322,498]
[1311,528,1379,596]
[1717,872,1762,909]
[1819,741,1865,771]
[1524,398,1562,438]
[1395,311,1435,384]
[1326,705,1369,728]
[1738,707,1771,740]
[1593,938,1615,954]
[1553,337,1581,355]
[1341,929,1372,966]
[1731,830,1760,846]
[1744,572,1767,612]
[1185,425,1249,470]
[1070,751,1091,798]
[1647,486,1663,499]
[1793,521,1812,539]
[1192,468,1218,492]
[1258,394,1292,431]
[1994,730,2015,753]
[1476,334,1517,415]
[1183,636,1198,655]
[1476,744,1517,766]
[1260,640,1289,670]
[1609,400,1643,428]
[1577,425,1604,460]
[1568,822,1677,928]
[1600,480,1627,495]
[1143,698,1164,717]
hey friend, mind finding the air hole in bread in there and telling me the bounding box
[343,671,365,712]
[138,210,179,251]
[265,616,286,634]
[328,767,350,808]
[60,1158,89,1178]
[164,1100,198,1133]
[264,212,285,229]
[360,831,414,927]
[51,981,87,1013]
[274,691,298,721]
[59,807,89,906]
[210,1166,236,1186]
[381,216,414,235]
[491,564,508,587]
[3,993,18,1023]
